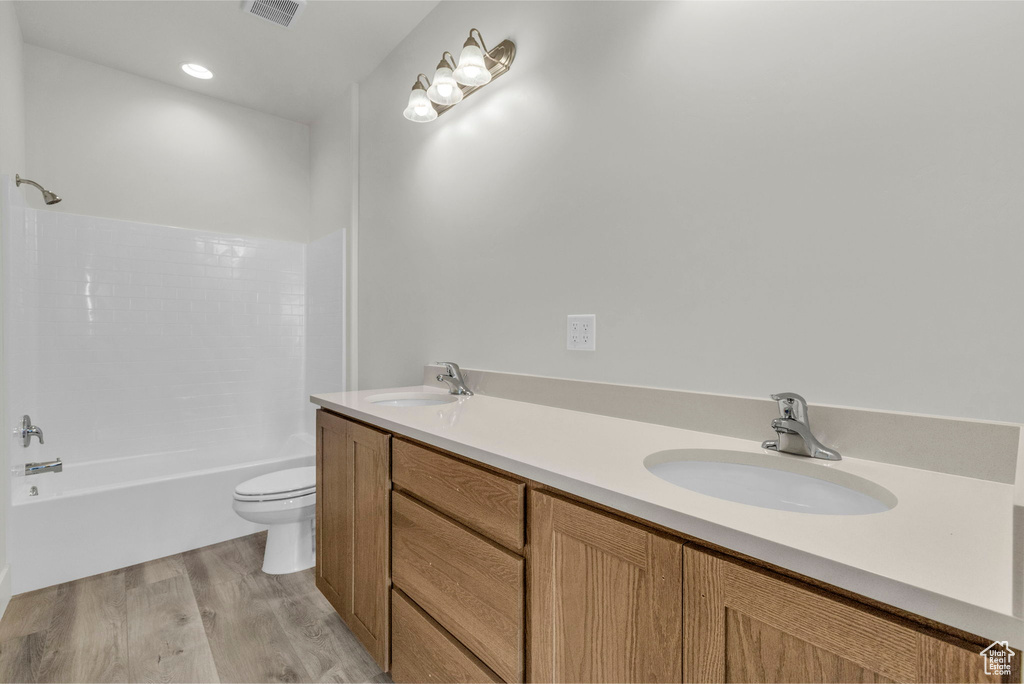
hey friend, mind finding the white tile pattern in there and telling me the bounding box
[3,197,309,469]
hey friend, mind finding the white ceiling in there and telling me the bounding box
[14,0,439,123]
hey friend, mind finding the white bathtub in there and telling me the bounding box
[9,435,314,593]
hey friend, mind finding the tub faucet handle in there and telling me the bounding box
[20,415,44,447]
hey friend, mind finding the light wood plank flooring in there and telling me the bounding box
[0,532,389,683]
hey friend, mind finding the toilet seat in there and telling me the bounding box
[233,486,315,503]
[234,466,315,502]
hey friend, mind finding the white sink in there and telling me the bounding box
[644,449,896,515]
[367,392,459,407]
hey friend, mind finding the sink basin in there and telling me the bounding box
[644,449,896,515]
[367,392,459,407]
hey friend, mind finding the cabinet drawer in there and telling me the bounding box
[393,492,524,683]
[393,439,525,551]
[392,589,502,684]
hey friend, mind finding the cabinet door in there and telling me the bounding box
[684,547,1012,684]
[530,491,683,683]
[316,410,391,670]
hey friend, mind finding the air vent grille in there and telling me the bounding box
[243,0,306,29]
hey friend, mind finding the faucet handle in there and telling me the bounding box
[20,415,44,447]
[770,392,808,423]
[435,361,459,377]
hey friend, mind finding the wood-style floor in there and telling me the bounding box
[0,532,389,683]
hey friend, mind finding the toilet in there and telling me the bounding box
[232,466,316,574]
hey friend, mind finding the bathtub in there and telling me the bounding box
[8,435,314,593]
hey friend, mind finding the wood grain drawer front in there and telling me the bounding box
[392,589,502,684]
[684,547,1011,684]
[393,439,525,551]
[392,492,524,683]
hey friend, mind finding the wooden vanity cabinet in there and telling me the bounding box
[530,491,684,683]
[684,547,1010,684]
[315,410,391,671]
[313,409,1013,684]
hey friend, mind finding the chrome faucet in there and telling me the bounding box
[436,362,473,396]
[761,392,841,461]
[20,415,44,447]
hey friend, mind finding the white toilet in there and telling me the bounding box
[232,466,316,574]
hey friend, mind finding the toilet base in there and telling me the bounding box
[262,518,315,574]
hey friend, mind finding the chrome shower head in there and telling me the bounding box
[15,174,62,205]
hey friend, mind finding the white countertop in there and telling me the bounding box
[312,385,1021,644]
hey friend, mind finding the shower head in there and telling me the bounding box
[15,174,62,205]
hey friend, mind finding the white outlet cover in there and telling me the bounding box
[567,314,596,351]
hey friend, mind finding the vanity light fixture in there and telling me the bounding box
[402,28,515,123]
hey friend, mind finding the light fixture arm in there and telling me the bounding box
[416,73,431,89]
[468,28,488,53]
[438,52,457,71]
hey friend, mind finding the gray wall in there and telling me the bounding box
[358,1,1024,423]
[311,88,356,243]
[23,46,311,240]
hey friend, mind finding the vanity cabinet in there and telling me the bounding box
[315,410,391,671]
[684,547,1008,684]
[530,491,684,683]
[314,408,1015,684]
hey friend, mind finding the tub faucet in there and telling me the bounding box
[761,392,841,461]
[436,362,473,396]
[25,458,61,475]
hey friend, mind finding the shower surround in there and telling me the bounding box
[1,177,344,592]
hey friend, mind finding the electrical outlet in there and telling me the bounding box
[567,314,596,351]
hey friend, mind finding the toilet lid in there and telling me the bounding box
[234,466,315,500]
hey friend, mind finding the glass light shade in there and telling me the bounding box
[453,43,491,86]
[403,86,437,123]
[426,65,463,106]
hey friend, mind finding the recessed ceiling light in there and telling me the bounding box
[181,63,214,80]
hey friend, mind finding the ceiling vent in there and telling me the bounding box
[243,0,306,29]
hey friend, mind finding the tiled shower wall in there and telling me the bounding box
[3,186,317,470]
